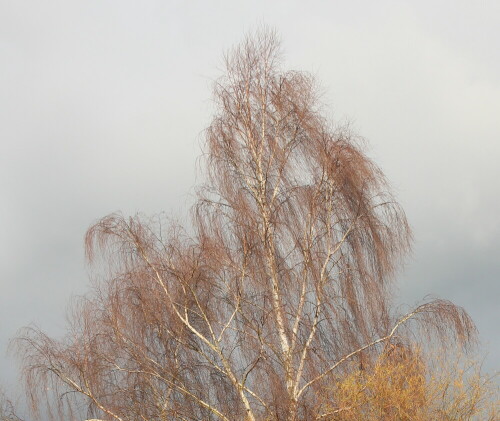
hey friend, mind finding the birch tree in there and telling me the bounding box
[16,29,477,421]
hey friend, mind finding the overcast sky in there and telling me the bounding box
[1,0,499,398]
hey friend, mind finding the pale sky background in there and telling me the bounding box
[1,0,499,403]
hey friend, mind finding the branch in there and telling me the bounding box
[297,307,422,399]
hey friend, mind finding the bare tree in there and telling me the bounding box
[16,28,476,421]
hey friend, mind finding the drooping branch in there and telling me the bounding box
[296,299,476,399]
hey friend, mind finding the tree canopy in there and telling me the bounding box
[15,29,495,421]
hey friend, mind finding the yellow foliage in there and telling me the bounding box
[321,347,498,421]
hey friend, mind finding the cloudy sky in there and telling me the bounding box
[1,0,499,396]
